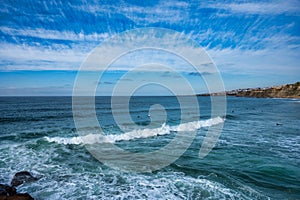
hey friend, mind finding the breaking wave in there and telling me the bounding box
[45,117,224,145]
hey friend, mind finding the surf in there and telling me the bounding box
[44,117,225,145]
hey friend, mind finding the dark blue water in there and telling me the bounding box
[0,96,299,199]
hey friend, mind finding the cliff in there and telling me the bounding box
[227,82,300,98]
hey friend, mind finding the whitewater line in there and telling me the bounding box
[44,117,225,145]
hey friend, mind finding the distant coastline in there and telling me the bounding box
[199,82,300,98]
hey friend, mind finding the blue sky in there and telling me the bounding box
[0,0,299,95]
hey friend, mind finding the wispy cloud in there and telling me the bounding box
[72,1,190,25]
[0,0,299,91]
[205,0,300,15]
[208,46,300,75]
[0,27,110,41]
[0,43,87,70]
[117,1,190,25]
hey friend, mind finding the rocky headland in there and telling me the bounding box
[199,82,300,98]
[227,82,300,98]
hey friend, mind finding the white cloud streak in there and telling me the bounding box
[0,43,87,70]
[72,1,190,25]
[208,47,300,75]
[0,27,110,41]
[206,0,300,15]
[1,29,299,73]
[118,1,190,25]
[0,0,299,76]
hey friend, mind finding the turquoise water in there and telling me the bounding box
[0,96,299,199]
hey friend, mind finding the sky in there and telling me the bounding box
[0,0,299,96]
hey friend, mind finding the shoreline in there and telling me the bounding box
[198,82,300,99]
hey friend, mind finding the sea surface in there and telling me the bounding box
[0,96,299,199]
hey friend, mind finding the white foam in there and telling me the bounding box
[44,117,225,145]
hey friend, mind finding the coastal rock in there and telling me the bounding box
[0,184,16,196]
[0,193,34,200]
[11,172,38,187]
[0,184,33,200]
[228,82,300,98]
[0,171,36,200]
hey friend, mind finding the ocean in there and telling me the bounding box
[0,96,299,199]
